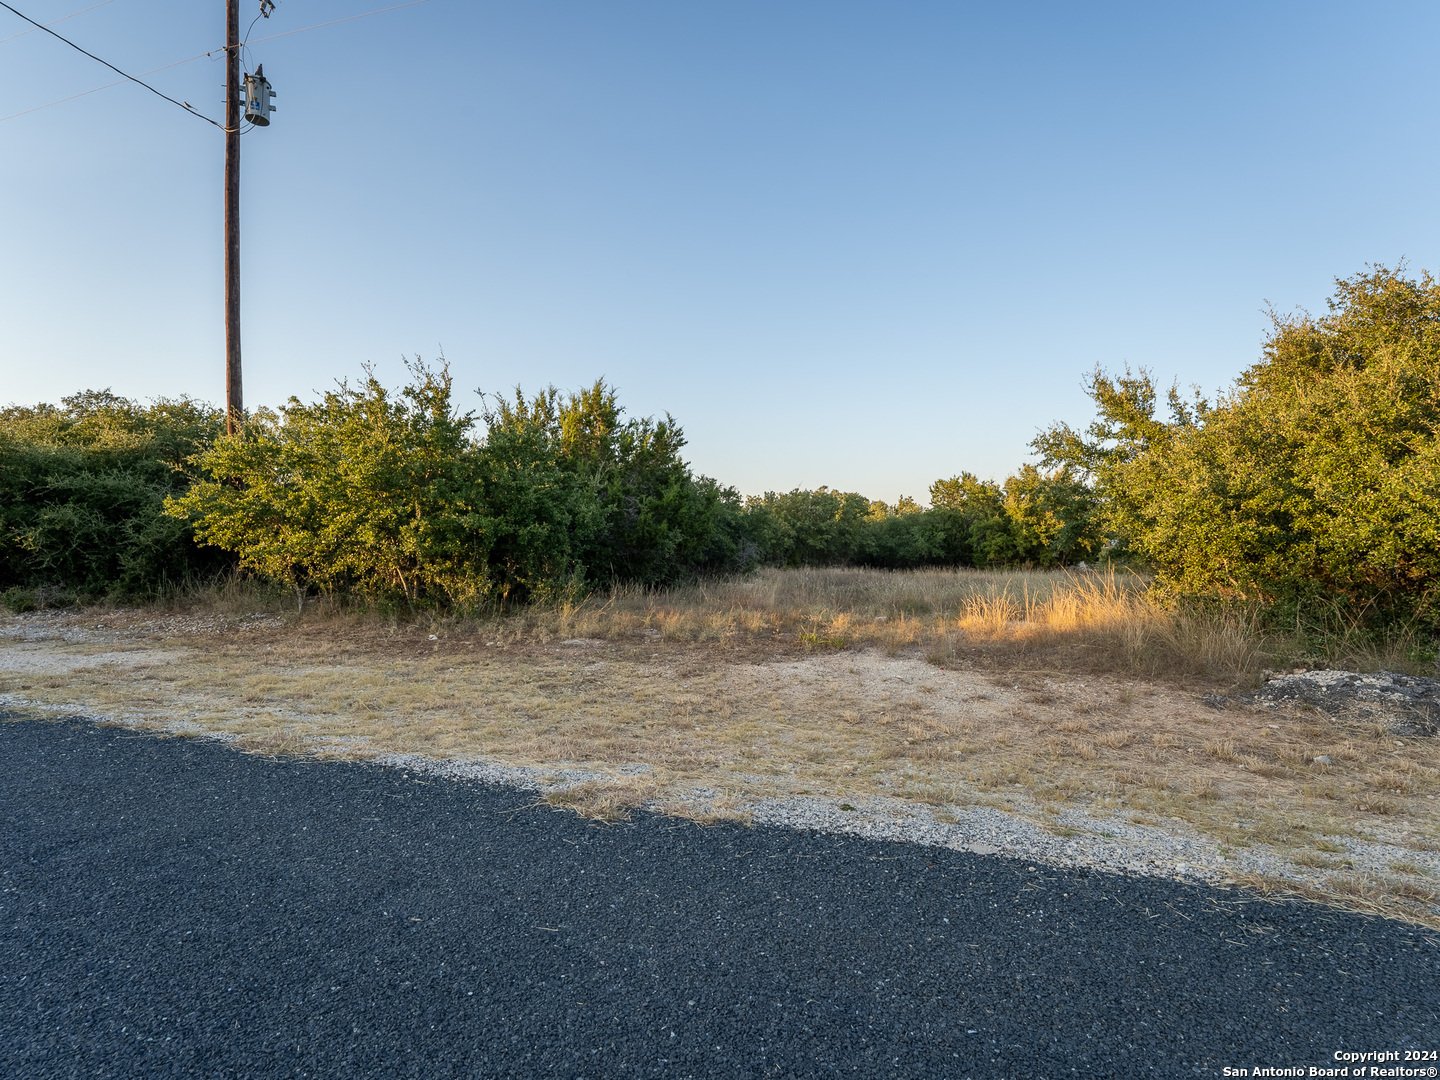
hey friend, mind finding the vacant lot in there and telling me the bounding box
[2,568,1437,927]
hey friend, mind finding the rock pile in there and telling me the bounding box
[1249,668,1439,735]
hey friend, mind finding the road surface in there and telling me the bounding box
[2,715,1436,1078]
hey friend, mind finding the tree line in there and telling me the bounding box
[0,369,1099,611]
[2,265,1435,629]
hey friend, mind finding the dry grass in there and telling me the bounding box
[68,565,1433,680]
[543,776,660,821]
[423,566,1429,682]
[3,566,1438,927]
[1232,871,1437,926]
[510,567,1266,681]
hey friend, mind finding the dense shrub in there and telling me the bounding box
[739,488,872,567]
[164,362,1107,601]
[169,364,504,605]
[1035,265,1440,627]
[0,391,226,600]
[167,363,745,607]
[490,380,746,586]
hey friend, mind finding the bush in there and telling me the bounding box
[167,363,746,607]
[491,379,747,586]
[170,363,502,606]
[0,391,226,599]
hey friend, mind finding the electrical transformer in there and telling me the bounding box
[243,65,276,126]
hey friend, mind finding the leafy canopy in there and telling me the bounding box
[167,363,743,607]
[1035,265,1440,625]
[0,391,225,598]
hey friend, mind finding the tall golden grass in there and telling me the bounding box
[522,567,1430,681]
[132,565,1434,682]
[527,567,1260,680]
[942,571,1266,679]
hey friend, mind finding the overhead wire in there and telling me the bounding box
[0,48,213,124]
[0,0,225,126]
[0,0,119,46]
[0,0,435,127]
[241,0,433,48]
[238,4,267,72]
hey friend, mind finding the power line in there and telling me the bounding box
[0,0,119,46]
[0,0,436,127]
[0,49,213,125]
[0,0,224,127]
[242,0,433,48]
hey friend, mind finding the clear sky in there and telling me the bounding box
[3,1,1438,502]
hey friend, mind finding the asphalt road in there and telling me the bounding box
[2,716,1437,1079]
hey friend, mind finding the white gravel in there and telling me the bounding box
[364,749,1440,895]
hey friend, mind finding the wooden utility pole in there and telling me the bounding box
[224,0,242,435]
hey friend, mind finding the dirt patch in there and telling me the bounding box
[0,645,194,674]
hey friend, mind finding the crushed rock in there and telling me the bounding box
[0,647,192,674]
[1248,669,1440,736]
[377,750,1236,881]
[0,609,284,644]
[362,752,1440,901]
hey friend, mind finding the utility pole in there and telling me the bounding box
[224,0,242,435]
[0,0,273,437]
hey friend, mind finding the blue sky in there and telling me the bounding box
[3,1,1438,501]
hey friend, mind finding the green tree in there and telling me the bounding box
[1035,265,1440,624]
[1001,465,1103,567]
[929,472,1015,566]
[859,495,952,568]
[1030,366,1204,552]
[741,487,872,566]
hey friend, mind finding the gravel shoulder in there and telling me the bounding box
[3,714,1437,1079]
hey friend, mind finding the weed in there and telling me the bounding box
[1205,739,1237,762]
[1189,779,1220,801]
[1349,794,1400,816]
[543,778,657,822]
[1390,860,1430,877]
[1291,852,1342,869]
